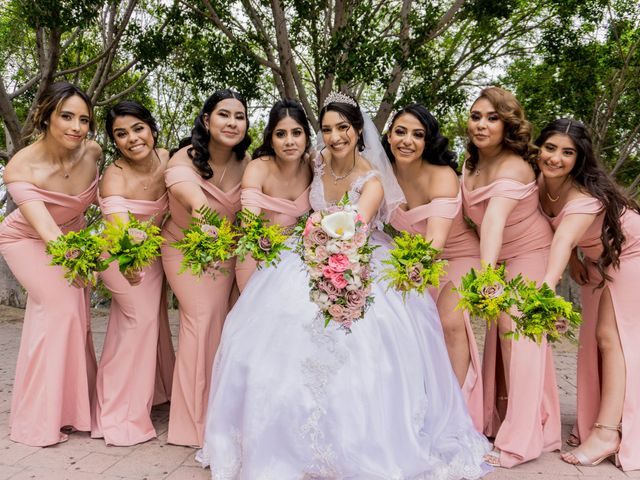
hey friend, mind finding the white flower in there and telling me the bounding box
[327,242,342,254]
[321,211,356,240]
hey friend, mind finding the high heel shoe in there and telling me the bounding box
[561,422,621,467]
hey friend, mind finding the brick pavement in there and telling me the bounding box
[0,305,636,480]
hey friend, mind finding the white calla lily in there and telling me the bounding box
[321,211,356,240]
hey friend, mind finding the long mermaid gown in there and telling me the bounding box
[92,193,175,445]
[197,161,490,479]
[162,165,241,447]
[0,179,98,446]
[462,174,561,467]
[542,197,640,471]
[390,190,483,432]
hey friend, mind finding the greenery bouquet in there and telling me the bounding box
[46,227,109,286]
[234,209,290,269]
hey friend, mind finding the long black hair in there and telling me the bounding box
[105,100,159,169]
[382,103,457,169]
[252,99,311,159]
[319,93,365,151]
[188,89,252,179]
[536,118,640,286]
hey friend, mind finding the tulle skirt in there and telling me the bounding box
[197,232,490,479]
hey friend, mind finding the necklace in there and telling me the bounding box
[59,158,76,179]
[328,156,356,185]
[216,162,229,186]
[546,191,560,202]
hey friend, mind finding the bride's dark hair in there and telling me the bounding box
[536,118,640,286]
[252,99,311,159]
[319,93,365,151]
[382,103,457,169]
[188,89,252,179]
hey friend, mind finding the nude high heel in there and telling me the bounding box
[561,422,621,467]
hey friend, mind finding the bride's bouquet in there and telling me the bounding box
[234,209,290,269]
[381,231,447,299]
[172,206,237,277]
[101,213,164,275]
[455,263,519,324]
[46,227,109,286]
[300,199,375,334]
[510,281,582,344]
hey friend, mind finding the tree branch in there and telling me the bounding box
[95,71,152,106]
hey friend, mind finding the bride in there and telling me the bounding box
[196,93,490,479]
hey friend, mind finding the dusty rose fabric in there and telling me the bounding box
[0,178,98,446]
[234,186,310,291]
[91,193,174,446]
[389,190,484,432]
[462,174,562,467]
[545,197,640,470]
[161,165,241,447]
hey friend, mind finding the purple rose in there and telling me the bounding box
[407,263,424,285]
[64,248,81,260]
[319,279,340,296]
[201,224,219,240]
[480,283,505,299]
[555,317,569,334]
[346,289,366,309]
[127,227,148,245]
[258,236,272,252]
[308,227,329,246]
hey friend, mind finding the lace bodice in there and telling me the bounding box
[310,155,382,225]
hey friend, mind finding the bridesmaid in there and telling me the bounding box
[461,87,561,466]
[0,82,101,445]
[92,101,175,445]
[385,103,483,432]
[536,119,640,470]
[235,99,312,291]
[162,89,251,447]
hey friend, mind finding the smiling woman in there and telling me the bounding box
[0,82,102,446]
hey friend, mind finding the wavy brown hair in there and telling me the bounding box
[536,118,640,287]
[465,86,537,172]
[32,82,95,137]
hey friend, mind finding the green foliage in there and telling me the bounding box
[172,206,237,277]
[455,263,519,323]
[101,213,165,274]
[381,231,447,299]
[509,281,583,344]
[234,209,290,268]
[46,227,109,286]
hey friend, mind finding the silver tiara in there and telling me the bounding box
[323,92,358,108]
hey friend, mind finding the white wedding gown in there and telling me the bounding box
[196,160,490,479]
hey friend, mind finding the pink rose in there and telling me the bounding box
[319,279,339,295]
[480,283,505,299]
[322,265,336,278]
[555,317,570,335]
[329,272,348,289]
[64,248,81,260]
[355,214,369,232]
[201,224,219,240]
[308,227,329,246]
[328,253,350,272]
[353,231,367,248]
[346,289,366,309]
[345,306,363,320]
[127,227,148,245]
[327,303,345,319]
[303,217,314,236]
[258,236,272,252]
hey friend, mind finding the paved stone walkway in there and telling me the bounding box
[0,305,637,479]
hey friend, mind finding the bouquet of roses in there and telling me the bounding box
[101,213,164,275]
[46,227,109,286]
[234,209,290,269]
[455,263,520,324]
[300,199,375,334]
[172,205,237,277]
[381,231,448,299]
[509,281,582,344]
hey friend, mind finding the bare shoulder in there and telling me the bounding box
[99,161,127,197]
[84,140,102,160]
[156,148,170,166]
[496,154,535,184]
[566,186,593,203]
[167,146,196,169]
[3,145,36,183]
[426,164,459,198]
[242,157,271,189]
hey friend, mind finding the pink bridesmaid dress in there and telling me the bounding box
[92,193,175,445]
[234,186,310,291]
[543,197,640,471]
[161,164,241,447]
[390,190,484,432]
[462,175,562,467]
[0,179,98,446]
